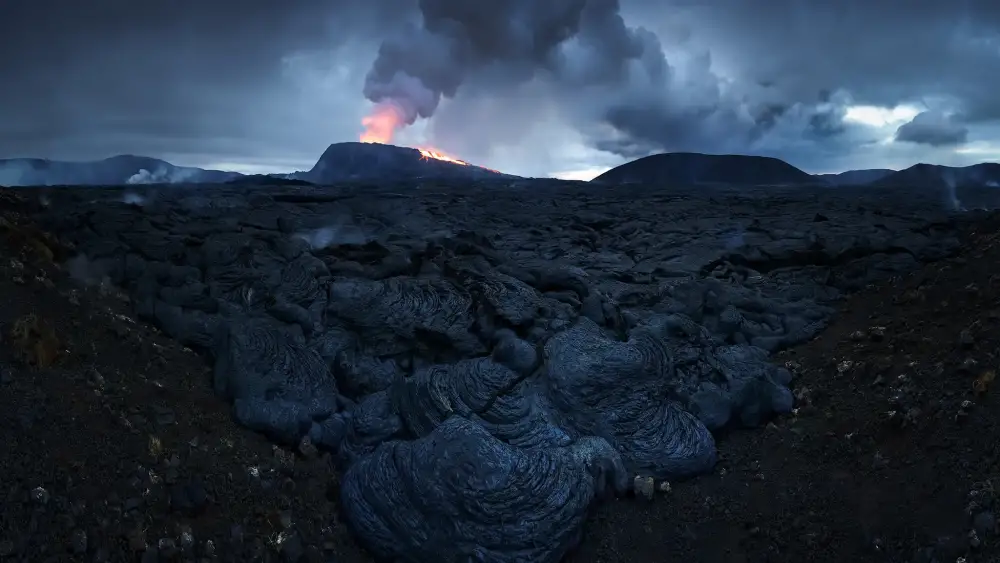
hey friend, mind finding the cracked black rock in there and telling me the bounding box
[30,178,988,562]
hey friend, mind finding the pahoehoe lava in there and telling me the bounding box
[28,178,999,562]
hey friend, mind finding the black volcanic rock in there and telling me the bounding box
[592,152,818,186]
[34,180,984,563]
[872,162,1000,189]
[31,180,978,563]
[817,168,895,186]
[297,142,511,184]
[0,154,241,187]
[227,174,314,187]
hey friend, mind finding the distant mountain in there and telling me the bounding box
[592,152,819,186]
[0,144,512,187]
[817,169,895,186]
[295,142,512,184]
[0,155,241,187]
[871,163,1000,189]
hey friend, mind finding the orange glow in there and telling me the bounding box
[360,103,406,144]
[418,148,500,173]
[418,148,468,166]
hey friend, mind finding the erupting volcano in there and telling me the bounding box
[360,102,471,167]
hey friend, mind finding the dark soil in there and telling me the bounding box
[0,192,371,562]
[5,185,1000,563]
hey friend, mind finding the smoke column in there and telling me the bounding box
[357,0,673,145]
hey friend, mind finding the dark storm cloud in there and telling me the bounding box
[748,104,790,142]
[0,0,415,165]
[806,111,848,140]
[3,0,1000,176]
[618,0,1000,167]
[361,0,1000,171]
[895,111,970,147]
[617,0,1000,164]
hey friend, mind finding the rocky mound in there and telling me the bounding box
[0,155,241,187]
[592,153,819,186]
[24,180,990,562]
[296,142,511,184]
[817,168,895,186]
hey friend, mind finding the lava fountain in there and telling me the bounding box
[360,102,469,166]
[359,103,405,144]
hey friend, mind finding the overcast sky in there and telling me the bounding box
[3,0,1000,179]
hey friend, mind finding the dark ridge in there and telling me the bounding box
[872,162,1000,188]
[592,152,819,186]
[816,168,895,186]
[0,154,241,187]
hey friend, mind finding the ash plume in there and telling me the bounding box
[361,0,733,152]
[363,0,590,126]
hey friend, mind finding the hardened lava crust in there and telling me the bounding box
[1,181,1000,562]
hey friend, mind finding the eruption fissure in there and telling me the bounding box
[419,149,467,166]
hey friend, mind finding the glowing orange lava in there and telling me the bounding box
[418,148,468,166]
[360,102,498,172]
[360,103,405,144]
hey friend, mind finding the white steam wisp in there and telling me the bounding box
[295,221,371,249]
[942,169,965,212]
